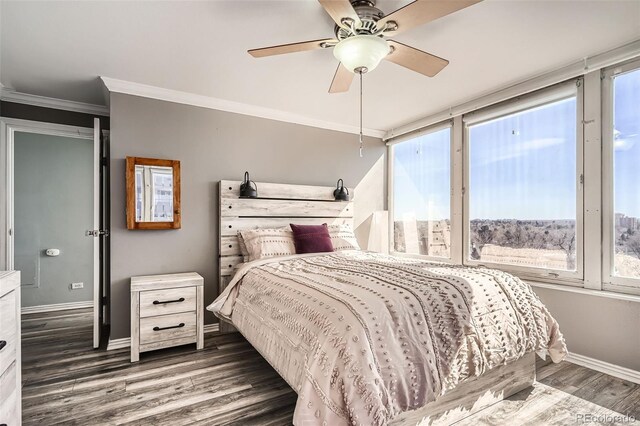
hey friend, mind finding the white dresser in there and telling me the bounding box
[0,271,21,426]
[130,272,204,362]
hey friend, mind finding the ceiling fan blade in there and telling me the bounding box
[249,38,336,58]
[318,0,361,28]
[379,0,482,36]
[329,63,354,93]
[385,40,449,77]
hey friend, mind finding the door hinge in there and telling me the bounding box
[86,229,109,237]
[580,174,584,185]
[100,157,108,167]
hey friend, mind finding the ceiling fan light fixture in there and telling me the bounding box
[333,35,390,74]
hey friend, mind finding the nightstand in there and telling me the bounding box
[130,272,204,362]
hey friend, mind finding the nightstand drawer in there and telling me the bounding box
[0,290,17,377]
[139,287,196,318]
[139,311,197,345]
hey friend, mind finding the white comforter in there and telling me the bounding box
[208,251,566,426]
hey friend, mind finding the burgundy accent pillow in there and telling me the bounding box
[290,223,334,254]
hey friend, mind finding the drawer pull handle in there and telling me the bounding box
[153,297,185,305]
[153,323,185,331]
[0,340,6,351]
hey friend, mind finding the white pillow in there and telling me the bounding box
[239,228,296,261]
[328,224,361,251]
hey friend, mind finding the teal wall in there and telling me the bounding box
[14,131,94,307]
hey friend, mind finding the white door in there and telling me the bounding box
[92,118,101,348]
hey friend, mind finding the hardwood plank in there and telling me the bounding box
[135,378,295,426]
[613,386,640,419]
[22,381,126,415]
[571,371,637,412]
[538,361,602,393]
[125,351,262,391]
[21,309,640,426]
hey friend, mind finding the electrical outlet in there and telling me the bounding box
[71,282,84,290]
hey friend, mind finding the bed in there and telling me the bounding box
[210,180,567,426]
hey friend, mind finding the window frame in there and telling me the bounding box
[386,55,640,295]
[602,58,640,295]
[387,120,455,263]
[461,79,585,283]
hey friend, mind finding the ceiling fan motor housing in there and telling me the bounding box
[334,0,385,40]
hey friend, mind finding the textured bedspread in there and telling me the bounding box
[208,251,566,426]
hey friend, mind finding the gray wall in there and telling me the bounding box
[109,93,386,339]
[533,286,640,371]
[14,131,94,307]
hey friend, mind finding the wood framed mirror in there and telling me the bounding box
[126,157,181,230]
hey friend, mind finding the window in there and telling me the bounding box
[464,89,581,278]
[387,64,640,294]
[607,64,640,283]
[391,125,451,259]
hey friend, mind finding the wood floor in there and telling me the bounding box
[21,308,640,425]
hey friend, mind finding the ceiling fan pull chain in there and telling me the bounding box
[359,73,362,156]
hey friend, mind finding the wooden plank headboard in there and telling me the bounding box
[218,180,354,320]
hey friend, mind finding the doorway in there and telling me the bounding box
[1,118,107,348]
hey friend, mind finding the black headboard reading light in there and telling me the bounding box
[239,171,258,198]
[333,179,349,201]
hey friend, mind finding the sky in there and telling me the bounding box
[393,97,578,221]
[614,68,640,219]
[468,97,577,220]
[394,68,640,222]
[393,127,451,221]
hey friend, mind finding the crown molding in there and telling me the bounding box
[100,76,385,138]
[0,87,110,116]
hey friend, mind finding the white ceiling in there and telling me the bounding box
[1,0,639,133]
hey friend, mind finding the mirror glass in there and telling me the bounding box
[134,165,174,222]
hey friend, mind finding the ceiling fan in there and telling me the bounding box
[248,0,483,93]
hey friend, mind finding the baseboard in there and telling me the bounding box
[107,323,220,351]
[21,301,93,314]
[567,352,640,384]
[106,337,130,351]
[203,324,219,334]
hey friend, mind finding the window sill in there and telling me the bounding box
[527,280,640,303]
